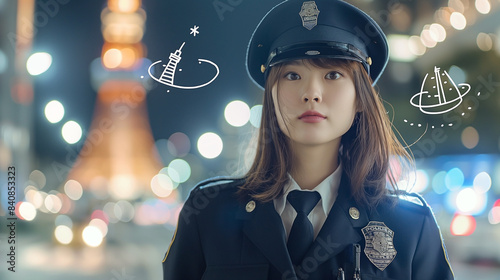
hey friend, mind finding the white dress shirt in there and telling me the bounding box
[274,163,343,240]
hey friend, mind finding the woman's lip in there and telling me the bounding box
[299,110,326,119]
[300,116,326,123]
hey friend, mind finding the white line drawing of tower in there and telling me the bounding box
[433,66,446,105]
[159,42,185,85]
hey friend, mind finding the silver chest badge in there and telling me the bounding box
[299,1,320,30]
[362,221,397,271]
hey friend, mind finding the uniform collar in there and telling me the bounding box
[274,162,343,216]
[236,170,370,278]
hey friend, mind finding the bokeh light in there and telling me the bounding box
[54,225,73,245]
[432,171,448,194]
[64,180,83,200]
[29,170,47,189]
[249,105,263,128]
[448,65,467,83]
[197,132,223,159]
[108,0,141,13]
[168,159,191,183]
[26,52,52,76]
[456,188,477,213]
[488,206,500,225]
[445,167,464,190]
[102,48,122,69]
[114,200,135,222]
[62,121,83,144]
[89,218,109,237]
[36,191,50,213]
[29,191,45,209]
[452,187,488,215]
[159,167,179,188]
[151,174,174,197]
[82,226,104,247]
[461,126,479,149]
[408,35,426,56]
[225,100,251,127]
[44,100,65,124]
[45,194,63,214]
[397,169,429,193]
[167,132,190,157]
[387,34,416,62]
[18,202,37,221]
[450,12,466,30]
[450,214,476,236]
[476,33,493,51]
[103,202,119,223]
[473,172,491,193]
[429,23,447,42]
[475,0,491,14]
[420,28,437,48]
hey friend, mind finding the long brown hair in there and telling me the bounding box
[238,58,412,207]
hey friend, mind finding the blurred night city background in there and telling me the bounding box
[0,0,500,279]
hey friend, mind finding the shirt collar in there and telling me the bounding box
[274,162,343,216]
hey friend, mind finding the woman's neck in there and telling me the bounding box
[289,141,340,190]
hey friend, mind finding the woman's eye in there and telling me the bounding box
[284,72,301,80]
[325,71,342,80]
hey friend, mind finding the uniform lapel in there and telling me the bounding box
[237,199,295,276]
[300,174,369,268]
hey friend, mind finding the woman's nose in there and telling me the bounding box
[302,78,322,103]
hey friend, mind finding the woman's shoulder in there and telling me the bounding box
[189,176,246,196]
[374,190,434,220]
[183,176,247,210]
[393,191,434,215]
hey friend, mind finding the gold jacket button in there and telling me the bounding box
[246,201,256,212]
[349,207,360,220]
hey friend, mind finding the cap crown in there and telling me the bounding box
[246,0,389,88]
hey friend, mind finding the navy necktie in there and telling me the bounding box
[286,190,321,266]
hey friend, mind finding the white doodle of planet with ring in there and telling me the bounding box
[410,66,470,115]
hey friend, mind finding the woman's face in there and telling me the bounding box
[272,59,357,147]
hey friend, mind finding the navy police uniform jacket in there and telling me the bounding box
[162,175,454,280]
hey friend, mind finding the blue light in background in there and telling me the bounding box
[432,171,448,194]
[445,167,464,191]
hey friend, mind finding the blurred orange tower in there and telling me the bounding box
[67,0,164,201]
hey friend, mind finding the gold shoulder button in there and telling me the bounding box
[246,200,256,213]
[349,207,360,220]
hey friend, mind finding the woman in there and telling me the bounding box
[162,0,454,279]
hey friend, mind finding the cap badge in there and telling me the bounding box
[362,221,397,271]
[299,1,320,30]
[305,50,320,56]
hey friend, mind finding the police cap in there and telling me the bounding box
[246,0,389,88]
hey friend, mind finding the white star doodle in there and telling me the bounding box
[190,25,200,37]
